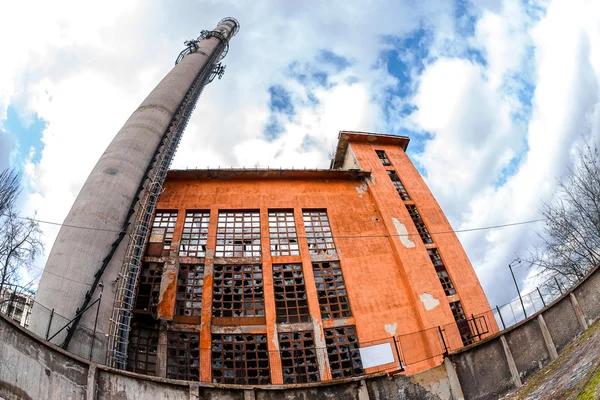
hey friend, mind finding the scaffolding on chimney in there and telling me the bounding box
[107,19,238,369]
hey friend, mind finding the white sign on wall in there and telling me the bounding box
[359,342,396,369]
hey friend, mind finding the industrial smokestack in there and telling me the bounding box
[31,18,240,366]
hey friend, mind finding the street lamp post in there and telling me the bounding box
[509,259,527,319]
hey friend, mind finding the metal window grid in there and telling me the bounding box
[279,331,320,383]
[268,210,300,256]
[302,210,336,255]
[387,170,411,201]
[375,150,392,166]
[215,211,261,257]
[134,262,163,313]
[450,301,474,346]
[312,261,352,320]
[176,264,204,317]
[427,248,456,296]
[127,324,159,376]
[405,204,433,244]
[152,211,178,250]
[180,211,210,257]
[211,334,271,385]
[212,264,265,317]
[324,326,364,379]
[167,331,200,381]
[273,264,310,323]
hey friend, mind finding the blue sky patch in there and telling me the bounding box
[268,85,295,116]
[3,105,46,167]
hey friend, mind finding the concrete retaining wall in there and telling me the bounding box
[0,313,439,400]
[4,264,600,400]
[447,264,600,400]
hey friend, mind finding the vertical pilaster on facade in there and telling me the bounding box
[188,382,200,400]
[157,211,184,320]
[86,363,98,400]
[443,358,465,400]
[569,293,589,331]
[357,379,370,400]
[294,208,332,381]
[199,207,219,383]
[500,335,522,388]
[537,314,558,360]
[156,320,168,378]
[260,209,283,384]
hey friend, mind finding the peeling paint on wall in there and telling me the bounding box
[420,293,440,311]
[392,217,416,248]
[384,323,398,336]
[355,181,369,197]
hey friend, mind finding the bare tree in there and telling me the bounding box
[0,168,21,215]
[528,142,600,291]
[0,168,43,295]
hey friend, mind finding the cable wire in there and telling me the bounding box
[3,214,545,239]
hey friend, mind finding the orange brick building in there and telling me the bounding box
[127,131,496,384]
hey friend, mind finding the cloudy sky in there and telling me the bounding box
[2,0,600,308]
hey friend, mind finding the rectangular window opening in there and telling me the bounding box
[375,150,392,166]
[269,210,300,256]
[127,321,158,376]
[167,331,200,381]
[450,301,474,346]
[405,204,433,244]
[427,248,456,296]
[279,331,320,383]
[149,211,177,253]
[312,261,352,320]
[324,326,364,379]
[303,210,336,255]
[211,333,271,385]
[273,264,310,323]
[215,211,261,258]
[135,262,163,314]
[212,264,265,318]
[387,171,411,201]
[175,264,204,319]
[180,211,210,257]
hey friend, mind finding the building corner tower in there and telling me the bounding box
[31,18,240,366]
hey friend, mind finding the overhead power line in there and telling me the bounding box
[3,213,546,239]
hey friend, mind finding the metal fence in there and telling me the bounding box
[0,283,102,361]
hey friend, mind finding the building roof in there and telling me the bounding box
[330,131,410,169]
[166,168,371,182]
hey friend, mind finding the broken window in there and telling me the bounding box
[215,211,261,258]
[427,248,456,296]
[405,204,434,244]
[212,264,265,318]
[134,262,163,314]
[126,322,158,376]
[268,210,300,256]
[211,333,271,384]
[324,326,364,379]
[303,210,336,255]
[179,211,210,257]
[149,211,177,252]
[175,264,204,320]
[279,331,320,383]
[312,261,352,320]
[273,264,310,323]
[167,331,200,381]
[450,301,474,346]
[387,170,411,201]
[376,150,392,166]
